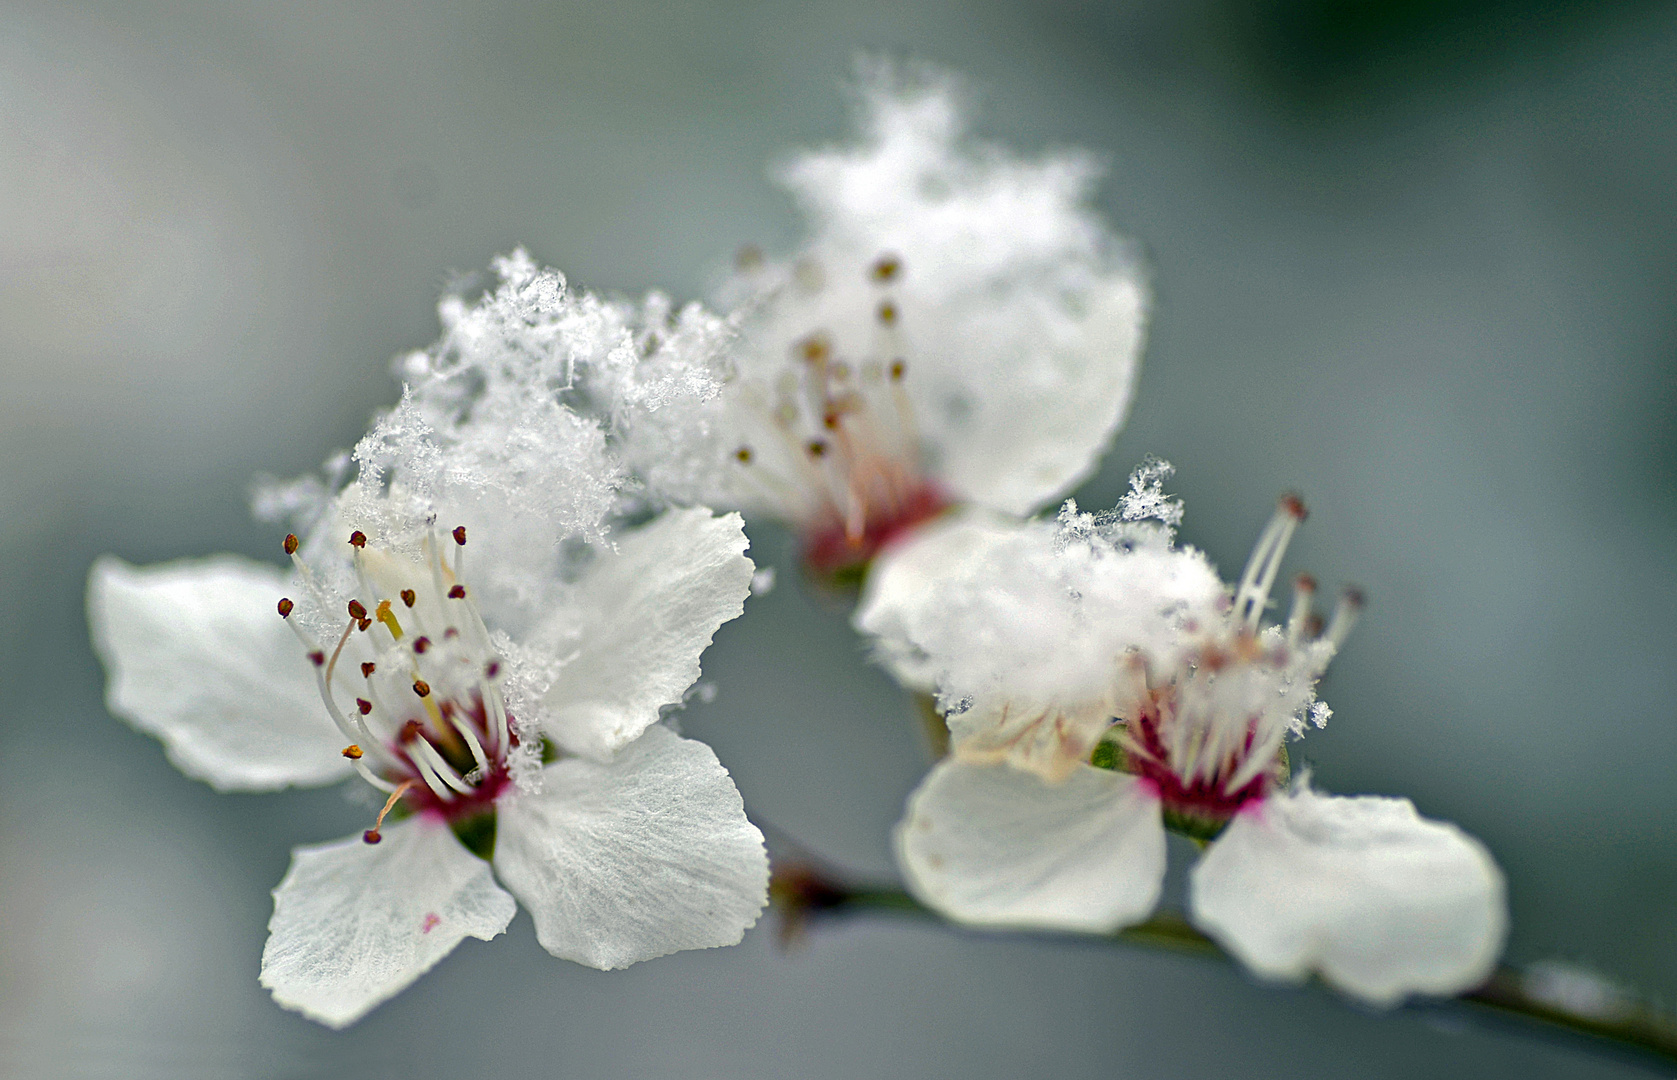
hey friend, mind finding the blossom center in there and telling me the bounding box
[279,524,515,850]
[731,253,950,579]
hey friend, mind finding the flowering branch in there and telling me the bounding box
[769,859,1677,1067]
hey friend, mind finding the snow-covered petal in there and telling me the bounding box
[87,555,351,792]
[896,759,1166,933]
[534,508,752,760]
[259,818,516,1029]
[1189,789,1507,1005]
[855,509,1022,690]
[493,725,768,969]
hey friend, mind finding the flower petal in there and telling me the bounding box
[259,818,516,1029]
[896,759,1166,933]
[1189,789,1508,1006]
[537,508,752,760]
[493,725,768,970]
[855,509,1022,692]
[86,555,351,791]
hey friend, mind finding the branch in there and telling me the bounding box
[769,859,1677,1067]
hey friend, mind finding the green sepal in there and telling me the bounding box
[451,811,498,861]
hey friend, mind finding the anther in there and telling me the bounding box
[444,627,458,639]
[283,534,299,556]
[807,440,828,458]
[1294,573,1317,594]
[400,589,416,608]
[889,359,906,381]
[277,598,294,618]
[452,525,467,546]
[361,661,376,678]
[349,530,367,549]
[358,618,371,632]
[735,446,753,464]
[413,680,431,698]
[485,661,500,678]
[870,254,902,283]
[400,719,424,743]
[356,698,373,716]
[823,410,840,430]
[448,585,466,599]
[735,243,764,271]
[308,651,326,667]
[1279,493,1308,522]
[347,600,367,621]
[363,830,383,844]
[413,636,432,654]
[877,301,898,326]
[342,744,363,759]
[797,335,831,364]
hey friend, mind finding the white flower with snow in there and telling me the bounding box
[87,290,766,1028]
[859,462,1507,1005]
[590,60,1148,580]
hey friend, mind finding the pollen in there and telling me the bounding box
[342,744,363,759]
[277,598,294,618]
[283,534,299,556]
[797,334,831,365]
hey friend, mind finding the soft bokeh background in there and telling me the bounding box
[3,1,1675,1076]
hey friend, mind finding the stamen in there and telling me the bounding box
[1235,494,1307,629]
[376,599,403,640]
[1286,573,1317,648]
[449,715,491,778]
[1322,588,1364,652]
[363,779,419,843]
[410,737,475,795]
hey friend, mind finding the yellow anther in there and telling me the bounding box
[376,599,403,640]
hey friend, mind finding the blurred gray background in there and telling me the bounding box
[2,1,1675,1077]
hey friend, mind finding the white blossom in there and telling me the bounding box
[870,462,1507,1005]
[593,60,1148,578]
[87,282,766,1028]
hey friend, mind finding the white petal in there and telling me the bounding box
[1190,789,1508,1006]
[855,510,1023,692]
[933,275,1148,516]
[537,508,752,760]
[87,555,351,791]
[896,759,1165,933]
[493,725,768,970]
[259,818,516,1029]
